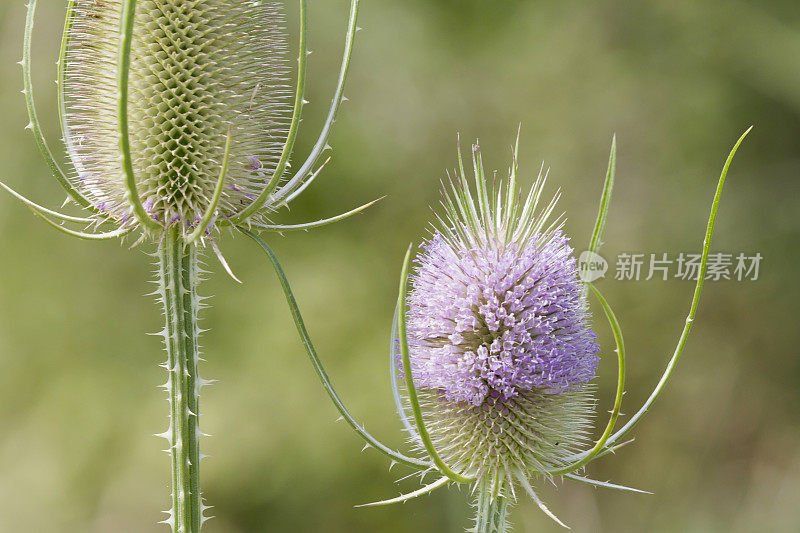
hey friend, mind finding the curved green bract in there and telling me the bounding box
[23,0,92,209]
[587,136,616,255]
[186,128,232,244]
[516,473,568,529]
[356,476,449,508]
[280,157,329,206]
[249,197,382,232]
[239,228,430,470]
[271,0,361,203]
[396,245,475,484]
[548,282,625,475]
[231,0,308,222]
[565,473,651,494]
[32,210,133,241]
[118,0,159,232]
[389,301,419,440]
[593,126,752,457]
[0,180,94,223]
[582,136,616,297]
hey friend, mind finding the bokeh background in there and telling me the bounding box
[1,0,798,531]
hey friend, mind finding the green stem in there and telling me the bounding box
[158,228,204,532]
[474,485,509,533]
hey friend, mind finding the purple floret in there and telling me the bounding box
[404,231,600,406]
[246,155,262,171]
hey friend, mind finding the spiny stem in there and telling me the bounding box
[474,484,510,533]
[158,228,205,532]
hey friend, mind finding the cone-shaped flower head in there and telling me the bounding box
[402,142,600,494]
[368,130,746,529]
[64,0,291,231]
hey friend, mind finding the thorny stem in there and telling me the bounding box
[157,228,207,532]
[474,482,510,533]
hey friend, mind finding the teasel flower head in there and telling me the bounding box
[5,1,370,531]
[349,128,750,532]
[403,144,602,482]
[397,137,601,521]
[65,0,293,230]
[6,0,373,247]
[407,217,600,407]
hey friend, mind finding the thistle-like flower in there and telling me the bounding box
[376,131,749,530]
[7,0,370,244]
[65,0,293,230]
[393,138,608,529]
[260,129,747,532]
[406,228,600,407]
[401,152,602,503]
[3,0,367,531]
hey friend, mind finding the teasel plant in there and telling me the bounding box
[251,127,751,532]
[2,0,370,530]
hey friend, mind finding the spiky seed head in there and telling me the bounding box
[402,142,600,495]
[64,0,292,231]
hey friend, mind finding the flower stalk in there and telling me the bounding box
[474,484,509,533]
[156,228,207,532]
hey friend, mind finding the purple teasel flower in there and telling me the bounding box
[384,132,747,529]
[390,139,604,529]
[259,129,748,532]
[246,155,263,171]
[405,229,600,407]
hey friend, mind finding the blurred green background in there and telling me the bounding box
[0,0,798,531]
